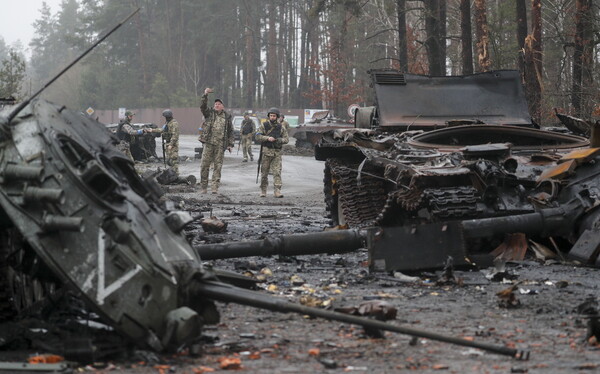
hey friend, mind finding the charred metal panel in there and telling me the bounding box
[367,223,469,272]
[371,70,533,129]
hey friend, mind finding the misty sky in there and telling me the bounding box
[0,0,62,52]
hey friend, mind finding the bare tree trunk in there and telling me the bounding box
[265,1,279,105]
[424,0,443,75]
[473,0,491,72]
[525,0,542,124]
[396,0,408,72]
[131,0,148,90]
[460,0,473,74]
[439,0,447,74]
[515,0,527,80]
[572,0,593,118]
[244,1,256,107]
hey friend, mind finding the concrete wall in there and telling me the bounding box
[95,107,306,135]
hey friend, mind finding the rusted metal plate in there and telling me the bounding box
[537,159,576,182]
[560,148,600,164]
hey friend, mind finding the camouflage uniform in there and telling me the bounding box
[279,119,290,131]
[116,116,143,161]
[240,118,255,162]
[256,120,289,195]
[150,119,180,174]
[199,93,234,191]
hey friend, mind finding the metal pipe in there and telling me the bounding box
[4,164,43,181]
[24,187,64,204]
[42,215,83,232]
[195,280,529,360]
[197,229,364,260]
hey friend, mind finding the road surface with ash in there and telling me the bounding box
[145,136,600,373]
[1,136,599,373]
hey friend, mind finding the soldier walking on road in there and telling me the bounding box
[278,114,290,131]
[199,87,234,194]
[256,107,288,198]
[241,113,255,162]
[117,110,144,161]
[149,109,180,174]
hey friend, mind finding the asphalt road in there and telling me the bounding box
[165,135,324,202]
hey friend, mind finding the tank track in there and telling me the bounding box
[423,186,481,219]
[324,159,387,227]
[376,185,482,225]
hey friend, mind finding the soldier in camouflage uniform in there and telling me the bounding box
[199,87,234,194]
[240,113,255,162]
[256,107,288,198]
[116,110,145,161]
[278,114,290,131]
[149,109,180,174]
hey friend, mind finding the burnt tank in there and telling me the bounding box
[315,70,590,231]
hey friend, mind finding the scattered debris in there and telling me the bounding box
[497,283,522,308]
[335,300,397,321]
[529,240,557,261]
[218,357,242,370]
[491,234,528,262]
[201,216,228,233]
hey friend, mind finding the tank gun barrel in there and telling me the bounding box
[197,229,364,260]
[462,203,584,239]
[194,280,529,359]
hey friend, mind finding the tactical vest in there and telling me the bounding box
[117,120,131,143]
[162,123,171,142]
[263,122,283,150]
[241,119,254,135]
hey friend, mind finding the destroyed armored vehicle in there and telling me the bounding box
[316,70,588,227]
[291,111,354,149]
[314,70,598,267]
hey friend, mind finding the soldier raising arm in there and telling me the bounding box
[198,88,234,194]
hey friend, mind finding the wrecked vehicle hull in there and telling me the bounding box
[316,125,589,229]
[0,99,213,350]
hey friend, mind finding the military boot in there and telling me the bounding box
[211,186,218,194]
[201,187,208,194]
[260,188,267,197]
[274,188,283,198]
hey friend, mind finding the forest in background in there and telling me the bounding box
[0,0,598,125]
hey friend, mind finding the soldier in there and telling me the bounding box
[116,110,144,161]
[199,87,234,194]
[278,114,290,131]
[240,113,255,162]
[149,109,180,174]
[256,107,288,198]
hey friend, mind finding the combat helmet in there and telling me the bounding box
[267,107,281,118]
[162,109,173,118]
